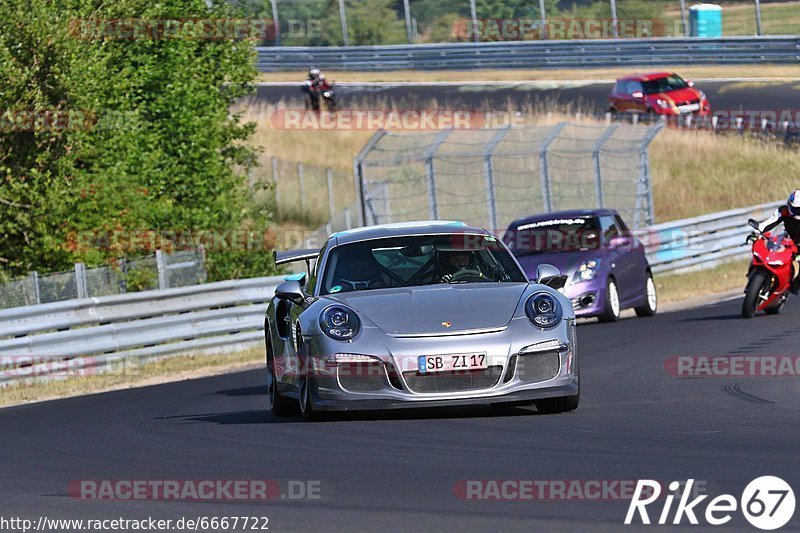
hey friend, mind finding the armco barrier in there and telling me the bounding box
[0,276,283,385]
[645,200,782,274]
[256,36,800,71]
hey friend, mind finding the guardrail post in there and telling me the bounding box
[156,250,169,290]
[326,168,336,220]
[593,124,619,209]
[74,263,88,299]
[539,122,566,213]
[30,271,41,304]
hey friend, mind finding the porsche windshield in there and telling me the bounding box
[319,234,526,295]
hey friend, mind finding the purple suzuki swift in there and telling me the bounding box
[503,209,657,322]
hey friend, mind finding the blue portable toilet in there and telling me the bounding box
[689,4,723,37]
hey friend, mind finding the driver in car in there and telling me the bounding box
[437,249,484,283]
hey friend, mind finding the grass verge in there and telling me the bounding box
[0,348,264,408]
[655,259,749,304]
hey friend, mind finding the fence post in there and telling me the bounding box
[755,0,763,36]
[271,0,281,45]
[610,0,619,38]
[337,0,350,45]
[272,156,281,213]
[403,0,413,43]
[638,122,665,228]
[74,263,88,299]
[297,162,306,213]
[592,124,620,209]
[539,0,548,39]
[344,207,352,230]
[483,126,511,231]
[30,271,41,304]
[326,168,336,220]
[539,122,567,213]
[353,129,387,226]
[469,0,479,42]
[424,129,453,220]
[155,249,169,290]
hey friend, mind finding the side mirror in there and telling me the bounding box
[535,264,567,290]
[687,80,695,87]
[275,280,306,304]
[748,218,759,231]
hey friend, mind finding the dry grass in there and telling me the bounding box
[243,101,800,224]
[258,64,800,84]
[649,128,800,221]
[656,259,749,303]
[0,348,263,408]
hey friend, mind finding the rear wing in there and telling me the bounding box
[273,248,319,266]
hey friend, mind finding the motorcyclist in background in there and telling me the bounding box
[748,190,800,294]
[302,67,331,112]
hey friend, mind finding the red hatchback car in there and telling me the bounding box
[608,72,711,116]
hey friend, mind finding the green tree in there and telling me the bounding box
[0,0,277,281]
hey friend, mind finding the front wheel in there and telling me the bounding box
[742,271,770,318]
[634,272,657,317]
[299,377,324,422]
[598,278,621,322]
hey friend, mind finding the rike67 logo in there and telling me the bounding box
[625,477,795,530]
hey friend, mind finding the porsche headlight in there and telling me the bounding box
[525,293,563,329]
[319,305,360,341]
[573,259,601,282]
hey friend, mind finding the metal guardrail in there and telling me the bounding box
[0,276,283,385]
[645,200,783,274]
[256,36,800,71]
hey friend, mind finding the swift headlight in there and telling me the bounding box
[525,293,563,329]
[573,259,601,282]
[656,98,670,109]
[319,305,360,341]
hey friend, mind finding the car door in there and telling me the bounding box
[600,215,638,305]
[626,80,647,114]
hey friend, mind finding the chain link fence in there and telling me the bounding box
[0,249,206,310]
[354,122,663,234]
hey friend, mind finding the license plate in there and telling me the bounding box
[678,103,700,113]
[418,353,487,374]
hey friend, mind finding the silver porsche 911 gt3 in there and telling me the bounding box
[265,221,579,421]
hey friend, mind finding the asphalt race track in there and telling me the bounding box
[2,296,799,531]
[253,80,800,115]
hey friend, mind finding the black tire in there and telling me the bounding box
[536,393,579,414]
[597,277,621,323]
[634,271,658,317]
[325,96,336,112]
[265,326,293,417]
[299,377,323,422]
[742,271,769,319]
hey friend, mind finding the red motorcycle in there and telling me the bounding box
[742,218,797,318]
[302,79,337,112]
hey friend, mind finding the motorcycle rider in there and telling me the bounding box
[749,190,800,294]
[302,67,328,111]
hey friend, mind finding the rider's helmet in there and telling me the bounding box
[788,190,800,218]
[308,67,321,80]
